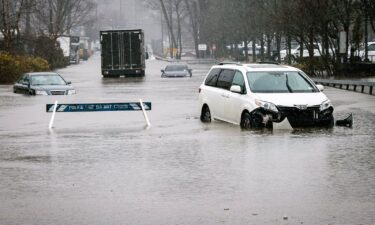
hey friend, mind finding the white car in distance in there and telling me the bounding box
[359,42,375,62]
[279,43,322,63]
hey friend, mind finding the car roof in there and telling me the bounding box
[211,63,299,72]
[27,72,59,76]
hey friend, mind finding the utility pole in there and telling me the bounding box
[119,0,122,28]
[161,9,164,55]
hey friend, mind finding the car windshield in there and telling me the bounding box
[165,65,188,71]
[30,75,66,86]
[247,71,317,93]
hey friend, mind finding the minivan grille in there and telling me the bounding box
[277,106,320,127]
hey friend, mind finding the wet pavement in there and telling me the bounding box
[0,54,375,225]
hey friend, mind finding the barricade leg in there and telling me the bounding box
[49,100,58,129]
[139,99,151,127]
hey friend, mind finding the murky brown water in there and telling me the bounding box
[1,54,374,225]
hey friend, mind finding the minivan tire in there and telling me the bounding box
[200,105,211,123]
[240,111,252,129]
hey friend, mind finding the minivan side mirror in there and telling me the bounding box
[316,84,324,92]
[66,81,72,85]
[230,85,242,94]
[161,69,164,73]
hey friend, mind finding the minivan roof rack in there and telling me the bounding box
[258,61,280,65]
[218,61,242,66]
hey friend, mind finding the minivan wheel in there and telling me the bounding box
[240,112,252,129]
[200,105,211,123]
[241,111,265,129]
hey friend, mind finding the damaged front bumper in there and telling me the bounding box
[250,105,334,128]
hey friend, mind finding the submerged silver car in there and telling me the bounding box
[161,64,192,77]
[13,72,76,95]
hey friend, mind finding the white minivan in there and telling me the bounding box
[198,63,334,129]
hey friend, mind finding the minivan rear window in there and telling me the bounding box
[217,70,235,90]
[205,68,221,87]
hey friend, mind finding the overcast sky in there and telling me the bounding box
[95,0,162,42]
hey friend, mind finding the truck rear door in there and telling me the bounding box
[111,31,131,69]
[111,32,121,69]
[130,31,143,67]
[121,32,131,69]
[101,32,113,70]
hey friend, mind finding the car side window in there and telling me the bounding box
[232,71,246,94]
[217,69,235,90]
[205,68,221,87]
[20,75,29,84]
[24,75,30,84]
[368,44,375,51]
[17,74,26,83]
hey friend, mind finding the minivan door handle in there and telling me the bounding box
[221,93,229,98]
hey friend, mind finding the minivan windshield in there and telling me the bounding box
[247,71,317,93]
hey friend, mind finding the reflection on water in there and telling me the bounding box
[5,155,52,163]
[101,76,145,85]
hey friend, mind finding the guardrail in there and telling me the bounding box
[313,78,375,95]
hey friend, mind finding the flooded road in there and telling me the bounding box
[0,54,375,225]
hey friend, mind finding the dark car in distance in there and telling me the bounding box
[161,64,192,78]
[13,72,76,95]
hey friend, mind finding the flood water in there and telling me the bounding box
[0,54,374,225]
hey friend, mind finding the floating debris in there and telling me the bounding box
[335,113,353,128]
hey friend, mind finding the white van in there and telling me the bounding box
[198,63,334,129]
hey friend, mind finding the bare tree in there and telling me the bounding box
[0,0,25,51]
[159,0,177,57]
[331,0,360,62]
[34,0,96,40]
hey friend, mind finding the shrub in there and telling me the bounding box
[25,55,50,72]
[0,51,49,84]
[34,36,69,69]
[0,52,20,84]
[295,56,334,77]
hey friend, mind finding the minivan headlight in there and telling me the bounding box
[255,99,278,112]
[320,100,332,111]
[35,90,48,95]
[68,90,76,95]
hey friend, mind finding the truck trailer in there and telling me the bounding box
[70,36,80,64]
[56,36,80,64]
[57,36,71,59]
[100,29,146,77]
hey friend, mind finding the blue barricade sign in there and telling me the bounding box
[46,102,151,112]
